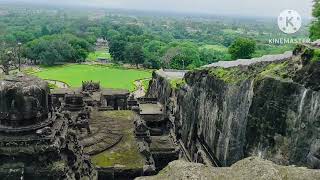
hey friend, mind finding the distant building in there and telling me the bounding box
[95,38,109,50]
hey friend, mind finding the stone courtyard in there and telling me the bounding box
[0,78,179,179]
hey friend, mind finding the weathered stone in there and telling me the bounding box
[136,157,320,180]
[146,44,320,169]
[0,75,97,179]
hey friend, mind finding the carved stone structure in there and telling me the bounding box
[65,93,86,111]
[82,81,101,92]
[0,75,96,179]
[51,81,130,111]
[133,99,179,172]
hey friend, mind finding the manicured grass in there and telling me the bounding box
[33,64,152,91]
[87,50,112,61]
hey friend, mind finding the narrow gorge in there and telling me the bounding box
[145,42,320,171]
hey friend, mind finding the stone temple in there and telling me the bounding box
[0,75,96,180]
[0,76,179,179]
[2,43,320,180]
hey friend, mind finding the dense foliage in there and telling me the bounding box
[24,34,91,65]
[228,38,256,59]
[0,5,309,69]
[311,0,320,40]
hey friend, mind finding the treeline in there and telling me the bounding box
[24,34,91,65]
[0,7,309,69]
[106,25,232,69]
[311,0,320,40]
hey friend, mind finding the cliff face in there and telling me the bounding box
[147,44,320,168]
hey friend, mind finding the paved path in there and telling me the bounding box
[156,69,187,80]
[202,51,293,68]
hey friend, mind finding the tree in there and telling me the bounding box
[24,34,91,65]
[143,40,165,69]
[109,36,127,62]
[0,42,17,75]
[199,47,232,65]
[228,38,256,59]
[310,0,320,40]
[125,43,145,68]
[161,42,201,69]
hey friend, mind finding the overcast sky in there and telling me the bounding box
[1,0,314,18]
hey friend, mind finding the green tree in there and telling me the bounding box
[143,40,165,69]
[24,34,91,65]
[311,0,320,40]
[0,42,16,75]
[161,42,201,69]
[125,43,145,68]
[228,38,256,59]
[109,36,127,62]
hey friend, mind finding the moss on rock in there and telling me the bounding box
[91,111,144,169]
[170,79,186,89]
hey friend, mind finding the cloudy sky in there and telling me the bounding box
[1,0,314,18]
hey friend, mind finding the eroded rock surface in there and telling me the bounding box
[146,43,320,168]
[136,157,320,180]
[0,75,97,180]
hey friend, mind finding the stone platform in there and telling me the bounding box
[90,111,145,179]
[79,110,123,155]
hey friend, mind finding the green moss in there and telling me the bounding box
[48,82,58,89]
[142,79,151,92]
[312,49,320,62]
[170,79,186,89]
[91,111,144,169]
[47,160,66,172]
[209,67,251,84]
[91,145,143,169]
[259,62,289,79]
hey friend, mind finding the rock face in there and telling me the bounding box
[147,44,320,168]
[135,157,320,180]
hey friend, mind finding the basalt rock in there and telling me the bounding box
[146,43,320,168]
[0,75,97,180]
[135,157,320,180]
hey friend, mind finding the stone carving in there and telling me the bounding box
[0,75,96,179]
[36,127,52,137]
[82,81,100,92]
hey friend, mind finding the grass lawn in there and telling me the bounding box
[33,64,152,91]
[87,50,112,61]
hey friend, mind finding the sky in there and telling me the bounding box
[1,0,314,18]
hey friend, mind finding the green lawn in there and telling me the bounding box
[200,44,228,52]
[87,50,112,61]
[33,64,152,91]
